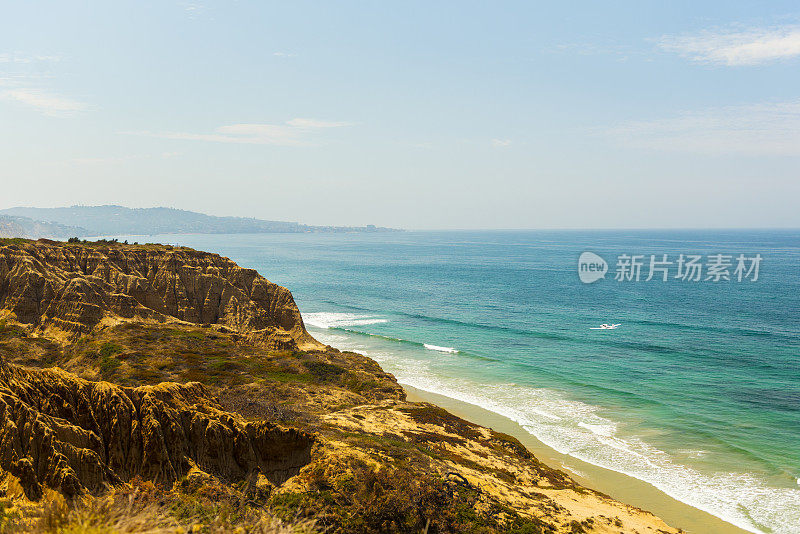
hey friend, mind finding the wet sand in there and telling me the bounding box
[403,384,752,534]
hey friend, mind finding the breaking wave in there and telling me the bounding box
[423,344,459,353]
[304,312,388,329]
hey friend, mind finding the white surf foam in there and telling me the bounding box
[392,374,800,534]
[423,343,459,353]
[577,422,615,438]
[309,328,374,356]
[304,312,388,329]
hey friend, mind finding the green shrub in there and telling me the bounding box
[304,360,346,382]
[98,342,123,358]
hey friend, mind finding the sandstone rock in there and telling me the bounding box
[0,354,314,500]
[0,241,323,350]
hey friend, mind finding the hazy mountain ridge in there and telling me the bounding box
[0,206,397,237]
[0,214,86,239]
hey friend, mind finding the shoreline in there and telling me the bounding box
[403,384,752,534]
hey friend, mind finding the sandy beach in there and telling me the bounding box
[404,384,752,534]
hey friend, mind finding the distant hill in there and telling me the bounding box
[0,205,397,237]
[0,214,86,239]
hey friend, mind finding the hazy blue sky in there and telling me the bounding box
[1,1,799,229]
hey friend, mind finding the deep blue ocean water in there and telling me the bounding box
[116,230,800,533]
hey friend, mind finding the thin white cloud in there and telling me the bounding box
[123,118,352,146]
[1,88,87,117]
[0,53,61,64]
[659,25,800,66]
[273,52,297,58]
[491,139,512,147]
[0,74,56,86]
[0,52,61,87]
[606,100,800,155]
[70,152,181,165]
[411,142,434,150]
[180,1,206,16]
[71,157,128,165]
[552,42,640,62]
[285,118,349,128]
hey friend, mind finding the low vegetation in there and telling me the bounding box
[0,478,316,534]
[0,321,402,425]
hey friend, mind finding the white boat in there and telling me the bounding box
[590,323,621,330]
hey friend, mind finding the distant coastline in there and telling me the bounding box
[0,205,400,239]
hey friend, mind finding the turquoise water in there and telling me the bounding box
[116,230,800,533]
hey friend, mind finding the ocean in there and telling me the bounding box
[115,230,800,533]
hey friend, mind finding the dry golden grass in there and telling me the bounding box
[0,480,317,534]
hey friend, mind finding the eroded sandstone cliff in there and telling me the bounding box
[0,355,313,500]
[0,240,322,350]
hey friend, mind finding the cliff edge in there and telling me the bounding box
[0,239,323,350]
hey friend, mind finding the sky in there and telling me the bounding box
[1,1,799,229]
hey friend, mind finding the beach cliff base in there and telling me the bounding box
[0,238,685,533]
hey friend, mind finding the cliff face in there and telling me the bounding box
[0,240,322,350]
[0,355,313,501]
